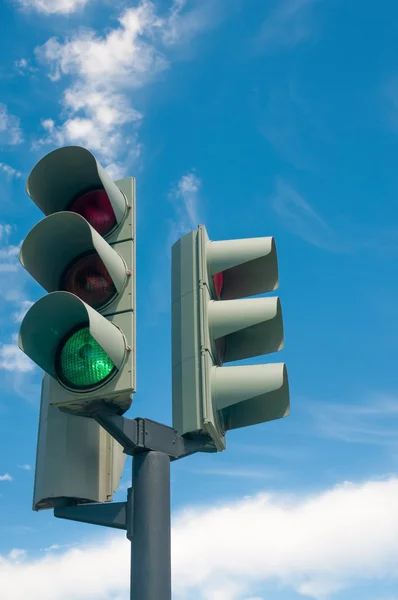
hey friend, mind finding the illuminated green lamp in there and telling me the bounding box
[57,326,116,389]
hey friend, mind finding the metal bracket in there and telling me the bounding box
[54,499,128,530]
[53,409,216,535]
[90,404,217,459]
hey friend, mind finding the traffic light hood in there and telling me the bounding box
[18,291,127,383]
[19,212,129,313]
[26,146,127,228]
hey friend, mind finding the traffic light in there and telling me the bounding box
[19,146,135,416]
[171,225,289,451]
[18,146,135,508]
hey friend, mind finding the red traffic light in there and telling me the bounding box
[213,272,224,299]
[69,189,116,237]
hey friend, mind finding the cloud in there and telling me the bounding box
[17,464,31,471]
[0,473,13,482]
[0,163,22,179]
[270,177,398,254]
[1,477,398,599]
[0,105,23,145]
[168,171,202,244]
[15,58,38,75]
[259,80,329,170]
[8,549,26,561]
[270,177,339,251]
[35,0,213,169]
[15,0,91,14]
[307,393,398,446]
[252,0,320,53]
[187,466,275,480]
[0,226,35,319]
[12,300,34,323]
[0,226,21,272]
[0,334,35,373]
[150,170,203,316]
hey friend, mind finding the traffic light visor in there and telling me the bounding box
[19,291,126,385]
[20,212,128,312]
[26,146,126,237]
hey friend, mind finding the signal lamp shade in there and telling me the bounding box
[61,253,116,309]
[69,189,117,237]
[57,326,116,390]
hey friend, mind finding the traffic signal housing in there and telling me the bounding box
[172,225,289,451]
[19,146,135,416]
[18,146,135,509]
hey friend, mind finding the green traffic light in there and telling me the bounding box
[58,326,115,388]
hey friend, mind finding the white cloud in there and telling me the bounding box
[0,225,21,272]
[15,58,38,75]
[16,0,90,15]
[0,104,23,145]
[13,300,34,323]
[168,171,202,243]
[36,1,213,168]
[8,549,26,561]
[307,394,398,446]
[188,466,275,480]
[270,177,337,251]
[0,163,22,179]
[17,464,31,471]
[253,0,320,52]
[269,178,398,254]
[0,334,35,373]
[0,477,398,599]
[0,224,12,240]
[0,473,13,482]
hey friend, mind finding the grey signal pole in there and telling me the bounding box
[54,411,216,600]
[129,451,171,598]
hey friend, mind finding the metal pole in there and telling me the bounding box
[128,450,171,600]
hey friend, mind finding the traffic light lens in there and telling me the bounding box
[58,327,116,389]
[213,272,224,299]
[69,189,116,236]
[61,253,116,309]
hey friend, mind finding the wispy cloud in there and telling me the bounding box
[15,0,91,14]
[270,177,398,254]
[0,163,22,179]
[0,334,35,373]
[259,80,328,170]
[307,393,398,446]
[12,300,34,323]
[17,464,31,471]
[270,177,339,251]
[14,57,38,75]
[41,543,77,553]
[1,477,398,599]
[8,549,26,561]
[0,226,35,327]
[0,225,21,272]
[168,171,202,244]
[0,104,23,145]
[252,0,320,53]
[187,466,275,480]
[149,170,203,316]
[0,473,13,482]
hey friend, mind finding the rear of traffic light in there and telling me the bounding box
[18,146,135,509]
[172,225,289,451]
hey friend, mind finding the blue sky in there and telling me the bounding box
[1,0,398,598]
